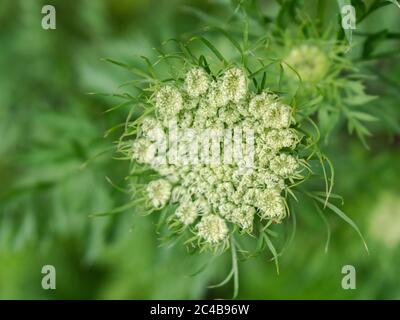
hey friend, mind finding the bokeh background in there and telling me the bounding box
[0,0,399,299]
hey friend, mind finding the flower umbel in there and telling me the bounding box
[119,66,309,251]
[284,44,329,82]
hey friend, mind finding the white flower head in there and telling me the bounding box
[263,102,291,129]
[196,215,229,244]
[218,106,241,126]
[229,205,255,232]
[218,201,236,217]
[140,117,160,135]
[207,80,230,108]
[146,179,172,209]
[221,67,247,103]
[139,117,165,143]
[256,170,285,190]
[155,85,183,118]
[269,153,299,177]
[175,200,198,225]
[185,67,210,98]
[171,185,190,204]
[249,92,276,118]
[257,189,286,219]
[262,129,298,150]
[132,138,156,164]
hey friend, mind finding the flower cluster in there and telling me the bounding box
[284,44,329,82]
[126,66,306,250]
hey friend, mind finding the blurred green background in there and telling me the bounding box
[0,0,399,299]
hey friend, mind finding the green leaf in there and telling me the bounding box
[231,237,239,299]
[249,60,280,78]
[89,199,143,218]
[352,0,367,21]
[344,94,377,106]
[310,194,369,254]
[387,0,400,8]
[277,0,298,29]
[314,202,331,253]
[188,36,228,66]
[363,0,395,22]
[101,58,152,79]
[263,233,280,275]
[362,29,389,59]
[349,111,378,122]
[212,27,243,56]
[318,107,340,142]
[207,269,234,289]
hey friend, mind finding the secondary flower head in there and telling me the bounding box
[146,179,172,209]
[196,214,229,244]
[269,153,299,177]
[249,92,291,129]
[185,67,210,98]
[155,85,183,119]
[284,44,329,82]
[262,129,298,150]
[256,189,286,220]
[140,117,159,135]
[175,200,198,226]
[220,67,247,103]
[132,138,156,164]
[228,205,255,232]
